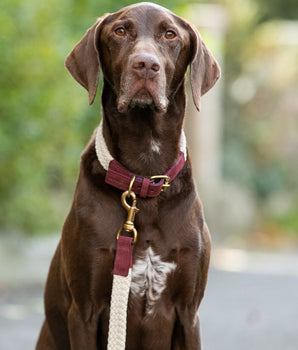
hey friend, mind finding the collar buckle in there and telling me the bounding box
[150,175,170,191]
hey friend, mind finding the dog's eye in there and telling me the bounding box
[115,27,126,37]
[165,30,176,39]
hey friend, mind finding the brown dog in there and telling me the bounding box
[36,3,220,349]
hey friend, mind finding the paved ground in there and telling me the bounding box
[1,235,298,349]
[200,269,298,350]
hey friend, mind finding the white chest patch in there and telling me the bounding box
[130,247,176,314]
[150,139,161,154]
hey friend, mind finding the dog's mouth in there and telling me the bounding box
[129,88,155,109]
[117,80,168,114]
[134,88,152,101]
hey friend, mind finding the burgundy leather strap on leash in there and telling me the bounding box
[113,236,133,276]
[105,151,185,198]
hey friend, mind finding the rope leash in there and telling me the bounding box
[108,244,132,349]
[107,187,139,350]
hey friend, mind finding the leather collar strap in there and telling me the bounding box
[95,122,187,198]
[105,152,185,198]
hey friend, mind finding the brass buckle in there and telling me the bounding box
[150,175,170,191]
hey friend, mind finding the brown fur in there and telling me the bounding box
[36,3,220,349]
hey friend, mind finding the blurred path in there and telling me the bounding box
[0,235,298,350]
[201,269,298,350]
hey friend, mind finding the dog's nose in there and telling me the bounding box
[132,53,160,79]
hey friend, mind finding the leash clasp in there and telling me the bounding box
[117,187,139,244]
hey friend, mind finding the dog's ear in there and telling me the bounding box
[65,17,105,105]
[189,24,221,111]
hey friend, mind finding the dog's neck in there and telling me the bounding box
[100,82,187,176]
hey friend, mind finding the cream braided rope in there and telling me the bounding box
[95,122,113,171]
[107,270,132,350]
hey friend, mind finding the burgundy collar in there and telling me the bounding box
[105,152,185,198]
[95,122,187,198]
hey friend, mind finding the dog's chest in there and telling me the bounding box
[130,247,176,314]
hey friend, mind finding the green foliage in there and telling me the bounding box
[0,0,88,234]
[274,210,298,236]
[256,0,298,22]
[221,0,298,238]
[222,0,298,188]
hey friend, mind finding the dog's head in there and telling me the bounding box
[65,2,220,113]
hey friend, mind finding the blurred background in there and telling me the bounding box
[0,0,297,349]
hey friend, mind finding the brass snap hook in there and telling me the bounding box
[121,190,138,213]
[117,186,139,244]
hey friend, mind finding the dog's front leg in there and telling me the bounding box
[171,310,202,350]
[171,229,211,350]
[68,302,99,349]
